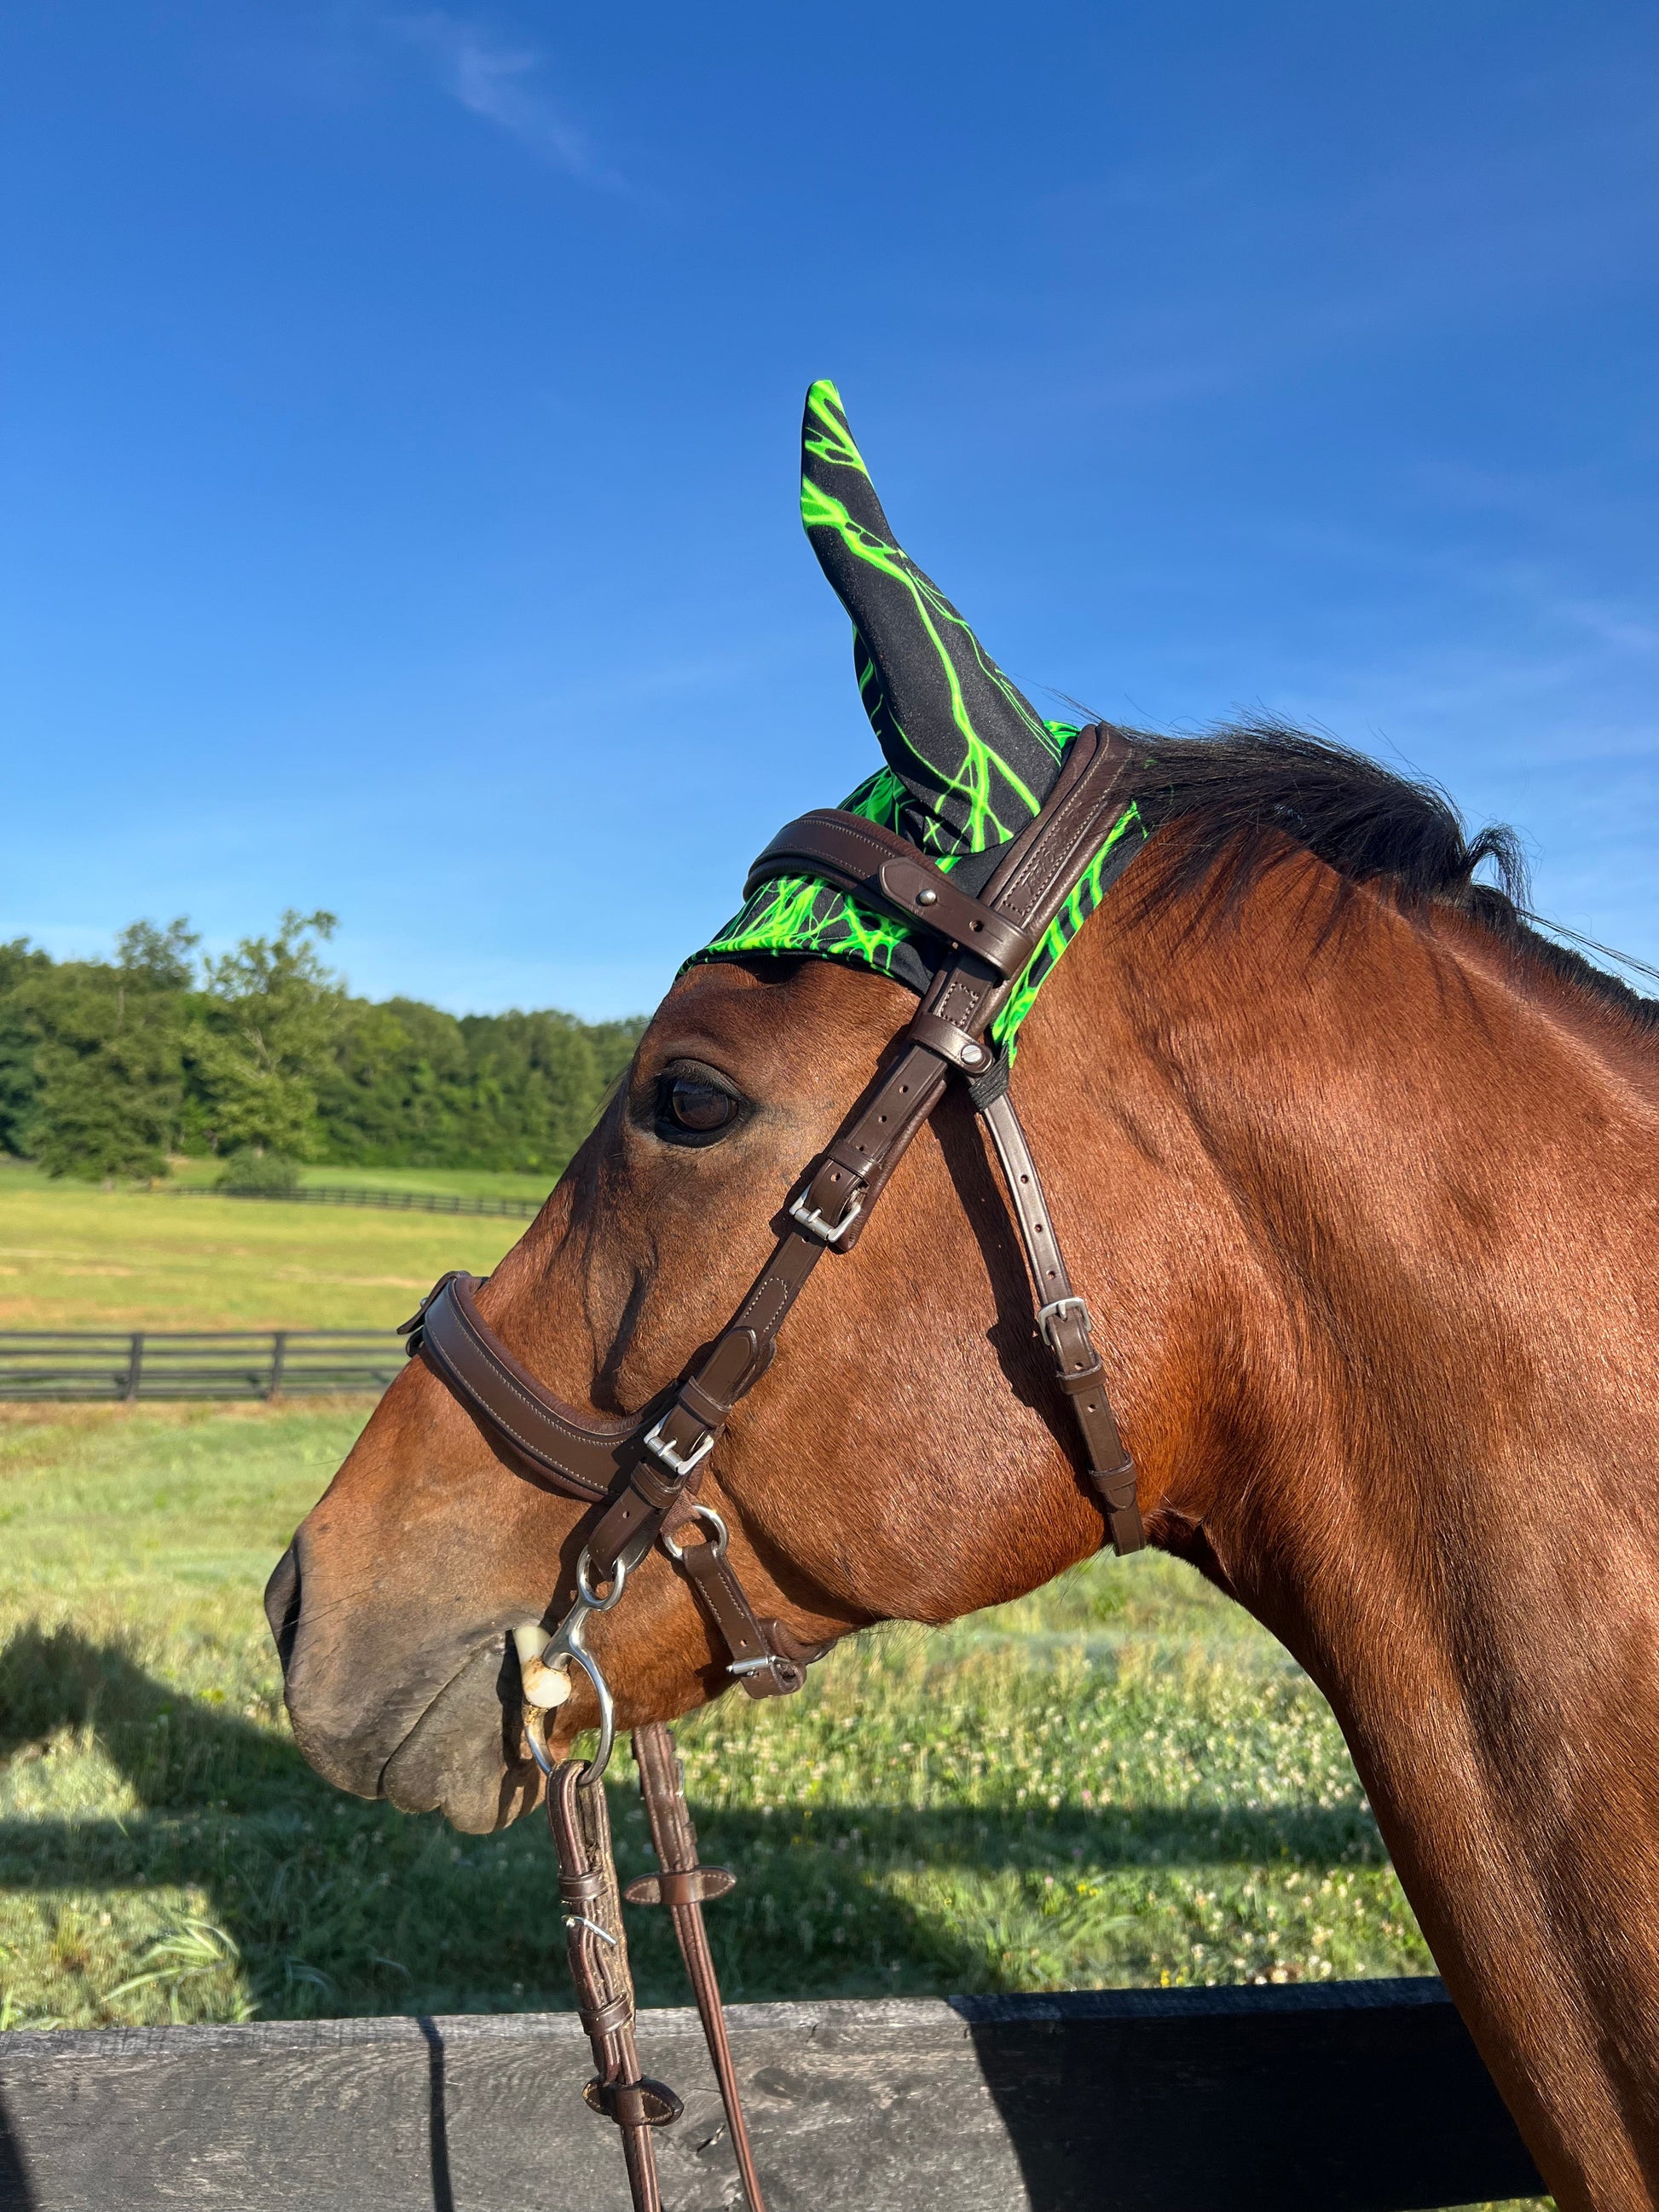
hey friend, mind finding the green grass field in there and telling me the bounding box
[0,1171,523,1330]
[0,1158,556,1203]
[0,1398,1431,2033]
[162,1161,556,1201]
[0,1180,1546,2207]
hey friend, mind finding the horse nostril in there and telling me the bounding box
[263,1545,303,1678]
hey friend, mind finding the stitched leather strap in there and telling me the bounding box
[402,1273,630,1501]
[546,1762,681,2211]
[583,1233,830,1578]
[627,1722,767,2212]
[671,1528,808,1698]
[979,1089,1143,1553]
[745,810,1038,979]
[908,723,1142,1054]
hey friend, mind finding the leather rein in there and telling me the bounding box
[398,723,1147,2212]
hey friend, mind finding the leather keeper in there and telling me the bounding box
[905,1009,996,1072]
[824,1131,883,1181]
[873,855,1035,975]
[676,1375,735,1432]
[1056,1357,1107,1396]
[628,1456,686,1513]
[793,1155,864,1239]
[623,1867,737,1908]
[583,2076,683,2128]
[576,1993,634,2039]
[1090,1465,1145,1556]
[685,1326,762,1413]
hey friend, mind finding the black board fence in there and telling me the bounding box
[0,1980,1542,2212]
[0,1331,403,1402]
[172,1185,545,1218]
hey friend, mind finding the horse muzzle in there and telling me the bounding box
[263,1538,540,1834]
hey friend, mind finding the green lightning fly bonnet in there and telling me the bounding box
[693,380,1147,1056]
[402,376,1152,2212]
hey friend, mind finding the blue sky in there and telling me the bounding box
[3,1,1655,1017]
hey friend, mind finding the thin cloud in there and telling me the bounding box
[387,10,610,182]
[1555,599,1659,656]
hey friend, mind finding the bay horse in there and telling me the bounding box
[269,394,1657,2210]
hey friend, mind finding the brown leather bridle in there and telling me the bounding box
[404,719,1146,1697]
[398,723,1147,2210]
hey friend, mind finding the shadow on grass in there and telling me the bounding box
[0,1628,1533,2212]
[0,1623,1386,2024]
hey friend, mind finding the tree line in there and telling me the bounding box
[0,913,645,1182]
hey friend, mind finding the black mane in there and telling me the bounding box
[1109,719,1657,1034]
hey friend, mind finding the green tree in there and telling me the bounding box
[0,939,51,1156]
[0,910,643,1181]
[14,922,197,1180]
[314,996,471,1164]
[116,917,199,990]
[188,911,344,1160]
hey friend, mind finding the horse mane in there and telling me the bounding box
[1111,719,1659,1037]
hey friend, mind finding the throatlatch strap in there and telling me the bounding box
[978,1089,1143,1554]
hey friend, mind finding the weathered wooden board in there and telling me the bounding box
[0,1978,1540,2212]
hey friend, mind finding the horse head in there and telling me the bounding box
[268,380,1175,1834]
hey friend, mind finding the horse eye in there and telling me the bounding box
[658,1075,740,1142]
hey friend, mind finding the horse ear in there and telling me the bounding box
[801,378,1067,858]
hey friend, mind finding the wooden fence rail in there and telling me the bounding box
[0,1331,404,1402]
[0,1980,1541,2211]
[171,1186,545,1218]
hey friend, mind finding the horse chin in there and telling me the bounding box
[379,1641,542,1835]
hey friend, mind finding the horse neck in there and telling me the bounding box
[1069,852,1659,2205]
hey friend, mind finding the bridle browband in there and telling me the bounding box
[397,724,1147,2212]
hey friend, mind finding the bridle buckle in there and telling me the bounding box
[787,1186,864,1245]
[641,1415,716,1481]
[1037,1295,1090,1348]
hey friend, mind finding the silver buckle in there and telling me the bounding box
[787,1185,864,1245]
[642,1415,716,1481]
[1037,1296,1090,1349]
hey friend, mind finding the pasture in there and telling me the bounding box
[164,1162,557,1201]
[0,1390,1431,2031]
[0,1178,1545,2208]
[0,1166,525,1331]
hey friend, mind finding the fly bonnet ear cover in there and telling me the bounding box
[695,380,1145,1051]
